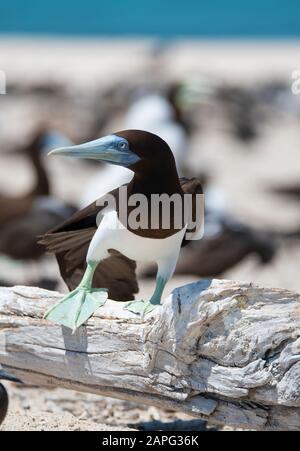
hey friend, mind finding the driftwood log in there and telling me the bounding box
[0,279,300,431]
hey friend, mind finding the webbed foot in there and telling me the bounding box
[124,299,160,316]
[45,286,108,332]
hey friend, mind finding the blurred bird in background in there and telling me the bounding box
[0,127,76,288]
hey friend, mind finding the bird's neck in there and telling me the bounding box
[30,154,50,197]
[131,164,182,197]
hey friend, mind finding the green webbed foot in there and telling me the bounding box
[125,275,166,316]
[45,287,108,332]
[124,299,161,316]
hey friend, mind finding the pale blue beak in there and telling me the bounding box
[49,134,140,167]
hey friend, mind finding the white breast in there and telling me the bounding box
[87,210,186,264]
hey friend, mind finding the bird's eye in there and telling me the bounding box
[119,142,128,150]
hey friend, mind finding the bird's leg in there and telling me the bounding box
[146,275,168,313]
[44,261,108,332]
[125,255,177,316]
[125,273,168,316]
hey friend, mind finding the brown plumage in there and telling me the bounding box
[270,183,300,200]
[175,226,276,277]
[0,383,8,426]
[0,371,21,426]
[0,128,76,261]
[0,204,76,261]
[0,129,50,227]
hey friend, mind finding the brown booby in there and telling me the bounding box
[0,128,76,262]
[216,86,259,143]
[41,130,203,331]
[174,221,276,277]
[0,129,50,228]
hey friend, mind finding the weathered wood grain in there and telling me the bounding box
[0,279,300,430]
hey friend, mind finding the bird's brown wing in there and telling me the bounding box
[40,188,138,301]
[180,177,204,246]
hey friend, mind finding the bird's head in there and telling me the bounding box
[49,129,176,174]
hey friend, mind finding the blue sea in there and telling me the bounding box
[0,0,300,38]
